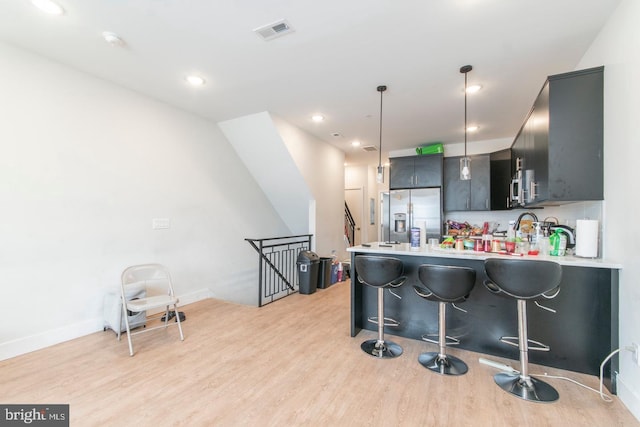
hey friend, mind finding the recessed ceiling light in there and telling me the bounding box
[31,0,65,15]
[185,75,206,86]
[102,31,125,47]
[311,115,324,123]
[467,125,479,132]
[351,141,361,147]
[466,84,482,94]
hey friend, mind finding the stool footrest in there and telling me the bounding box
[367,316,400,328]
[421,334,460,346]
[500,336,550,352]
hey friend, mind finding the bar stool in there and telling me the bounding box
[414,264,476,375]
[355,255,406,358]
[484,258,562,403]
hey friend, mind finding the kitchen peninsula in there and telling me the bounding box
[348,243,622,392]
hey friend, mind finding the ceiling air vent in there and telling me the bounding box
[362,145,378,152]
[253,19,294,41]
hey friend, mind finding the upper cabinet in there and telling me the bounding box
[511,66,604,207]
[389,154,443,189]
[489,149,512,211]
[443,154,491,211]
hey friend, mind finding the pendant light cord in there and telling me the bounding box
[377,85,386,168]
[464,71,468,158]
[460,65,472,159]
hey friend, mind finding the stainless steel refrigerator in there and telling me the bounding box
[382,188,442,243]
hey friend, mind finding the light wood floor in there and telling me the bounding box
[1,280,638,426]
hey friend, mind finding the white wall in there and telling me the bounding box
[218,112,312,236]
[273,115,345,258]
[0,42,290,359]
[577,0,640,419]
[219,112,346,259]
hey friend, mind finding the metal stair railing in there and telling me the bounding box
[245,234,313,306]
[344,202,355,247]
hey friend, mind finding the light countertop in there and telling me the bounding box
[347,242,622,269]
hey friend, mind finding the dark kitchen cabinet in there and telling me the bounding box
[511,101,539,206]
[490,149,512,210]
[443,154,490,211]
[511,66,603,206]
[389,154,443,189]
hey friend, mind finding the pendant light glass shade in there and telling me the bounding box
[460,157,471,180]
[376,165,384,184]
[460,65,473,181]
[376,85,387,184]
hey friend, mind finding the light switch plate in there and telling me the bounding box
[152,218,170,229]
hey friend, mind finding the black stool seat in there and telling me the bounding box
[416,264,475,302]
[414,264,476,375]
[355,255,406,358]
[484,258,561,300]
[484,258,562,403]
[356,255,404,288]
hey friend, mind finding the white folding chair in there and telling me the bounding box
[118,264,184,356]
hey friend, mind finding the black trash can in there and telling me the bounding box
[342,261,351,280]
[297,251,320,294]
[317,257,333,289]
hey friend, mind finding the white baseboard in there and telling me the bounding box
[178,288,213,306]
[0,288,213,362]
[617,375,640,423]
[0,318,103,362]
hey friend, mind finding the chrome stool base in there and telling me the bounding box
[494,372,559,403]
[418,352,468,375]
[361,339,403,358]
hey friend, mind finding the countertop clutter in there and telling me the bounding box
[348,242,622,270]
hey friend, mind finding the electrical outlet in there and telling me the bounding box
[633,343,640,366]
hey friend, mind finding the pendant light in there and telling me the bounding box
[460,65,473,180]
[376,85,387,184]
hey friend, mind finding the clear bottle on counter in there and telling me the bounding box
[515,236,529,254]
[507,220,516,241]
[539,236,550,256]
[531,222,542,246]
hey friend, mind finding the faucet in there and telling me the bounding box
[514,211,539,233]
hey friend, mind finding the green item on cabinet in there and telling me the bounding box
[415,143,444,155]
